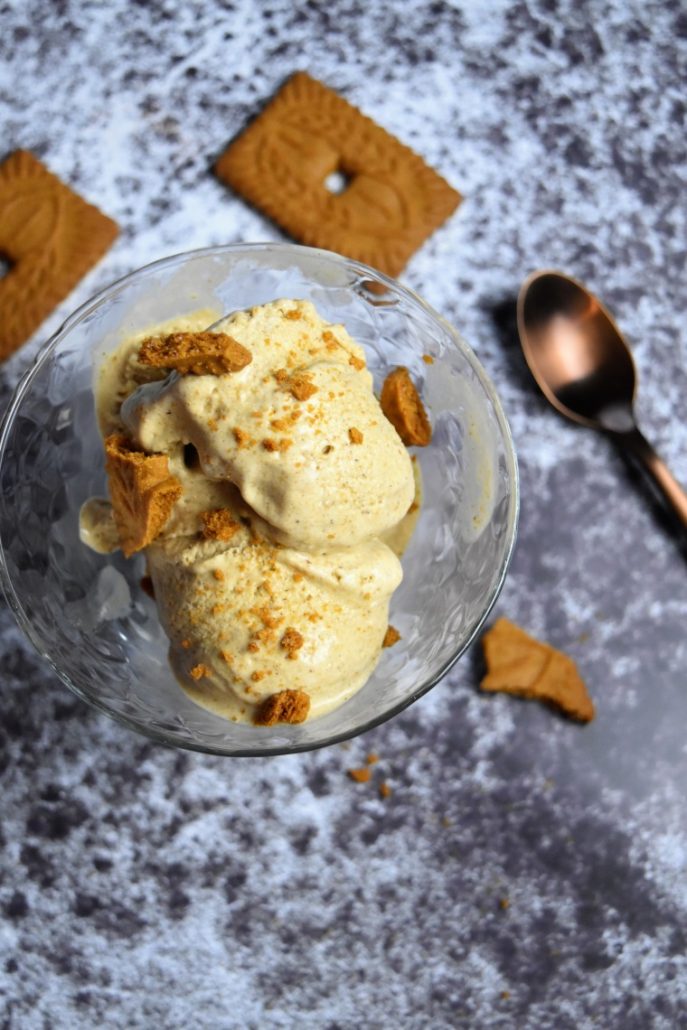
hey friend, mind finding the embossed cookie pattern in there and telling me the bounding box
[215,73,461,279]
[0,150,119,360]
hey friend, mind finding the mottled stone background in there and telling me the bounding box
[1,1,686,1027]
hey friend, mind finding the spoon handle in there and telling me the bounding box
[616,426,687,528]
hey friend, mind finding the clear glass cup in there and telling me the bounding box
[0,243,518,755]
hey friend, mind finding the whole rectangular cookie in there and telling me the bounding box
[0,150,119,360]
[215,73,461,279]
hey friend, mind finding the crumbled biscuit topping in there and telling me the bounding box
[254,689,311,725]
[262,437,292,452]
[274,368,318,401]
[138,331,252,376]
[190,664,210,680]
[280,626,305,660]
[200,509,241,541]
[232,427,254,448]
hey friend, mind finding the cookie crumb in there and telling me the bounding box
[383,625,401,648]
[499,897,510,910]
[232,427,253,448]
[379,782,392,799]
[280,627,304,659]
[290,374,317,401]
[262,437,292,452]
[348,767,371,783]
[422,354,434,365]
[366,752,379,765]
[348,427,363,444]
[275,368,318,401]
[190,664,210,681]
[200,509,241,541]
[254,689,310,725]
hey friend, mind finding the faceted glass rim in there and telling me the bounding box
[0,242,519,757]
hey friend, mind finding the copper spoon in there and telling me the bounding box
[517,270,687,528]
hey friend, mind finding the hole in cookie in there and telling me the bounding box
[324,169,352,195]
[183,443,201,470]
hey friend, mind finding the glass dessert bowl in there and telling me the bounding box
[0,244,518,756]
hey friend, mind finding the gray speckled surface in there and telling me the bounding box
[1,1,687,1027]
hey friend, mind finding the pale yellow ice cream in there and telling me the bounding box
[82,299,419,724]
[147,510,402,721]
[122,300,414,549]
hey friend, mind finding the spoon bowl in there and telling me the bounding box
[517,270,687,527]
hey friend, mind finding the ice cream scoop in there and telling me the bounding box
[122,300,414,550]
[517,270,687,528]
[86,298,418,725]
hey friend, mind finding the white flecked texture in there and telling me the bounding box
[1,1,687,1027]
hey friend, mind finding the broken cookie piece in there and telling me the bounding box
[138,331,252,376]
[380,366,432,447]
[254,689,311,725]
[480,618,594,723]
[105,434,182,557]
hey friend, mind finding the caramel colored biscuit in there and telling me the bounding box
[105,434,182,557]
[0,150,118,361]
[480,618,595,723]
[215,72,461,279]
[380,367,432,446]
[139,331,252,376]
[254,689,311,725]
